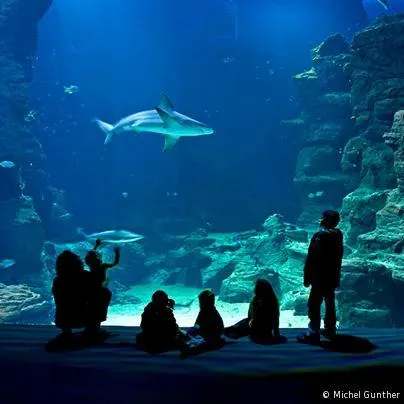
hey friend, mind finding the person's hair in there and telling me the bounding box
[85,250,101,268]
[56,250,83,277]
[152,290,169,306]
[198,289,215,307]
[253,278,278,306]
[321,210,340,228]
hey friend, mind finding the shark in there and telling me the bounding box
[78,229,144,244]
[94,94,214,151]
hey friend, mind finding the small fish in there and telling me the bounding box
[24,110,37,122]
[222,56,235,64]
[376,0,389,10]
[121,192,128,198]
[0,160,15,169]
[0,259,16,270]
[59,213,73,220]
[64,85,80,95]
[79,229,144,244]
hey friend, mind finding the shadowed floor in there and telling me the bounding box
[1,325,403,403]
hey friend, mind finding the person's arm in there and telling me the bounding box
[104,247,120,269]
[304,232,322,287]
[248,302,254,328]
[273,303,280,338]
[194,312,201,329]
[212,312,225,338]
[334,231,344,288]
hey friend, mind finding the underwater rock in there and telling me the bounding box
[384,110,404,190]
[293,294,309,316]
[280,15,404,328]
[341,259,394,306]
[296,146,340,176]
[0,0,53,167]
[360,143,396,189]
[287,14,404,232]
[279,118,307,148]
[340,189,389,245]
[294,173,347,211]
[0,196,45,286]
[286,34,355,228]
[351,14,404,79]
[293,68,321,104]
[312,93,352,121]
[305,123,348,147]
[338,109,404,326]
[0,0,77,241]
[219,215,305,303]
[341,305,392,328]
[0,283,51,324]
[311,33,350,60]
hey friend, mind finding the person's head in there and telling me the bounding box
[254,278,276,301]
[198,289,215,310]
[56,250,84,277]
[320,210,340,229]
[152,290,169,307]
[85,250,102,271]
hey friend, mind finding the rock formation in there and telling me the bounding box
[281,33,356,230]
[284,14,404,327]
[0,1,78,290]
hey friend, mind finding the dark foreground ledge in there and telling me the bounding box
[1,325,403,403]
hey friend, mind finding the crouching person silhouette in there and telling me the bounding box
[136,290,187,354]
[298,210,344,345]
[51,250,93,341]
[49,245,117,351]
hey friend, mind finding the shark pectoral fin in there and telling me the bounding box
[159,93,175,112]
[130,123,141,134]
[163,135,180,152]
[156,107,173,128]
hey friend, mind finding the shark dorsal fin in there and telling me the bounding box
[156,107,173,128]
[159,93,175,112]
[163,135,180,152]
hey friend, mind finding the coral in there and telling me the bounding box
[0,283,51,324]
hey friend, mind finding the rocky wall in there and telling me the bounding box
[283,14,404,327]
[281,34,356,230]
[0,0,77,294]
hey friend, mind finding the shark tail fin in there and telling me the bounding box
[94,118,115,145]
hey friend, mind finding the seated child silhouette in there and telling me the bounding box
[182,290,225,356]
[248,278,282,343]
[136,290,187,353]
[224,278,285,344]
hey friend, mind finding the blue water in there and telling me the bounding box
[29,0,403,233]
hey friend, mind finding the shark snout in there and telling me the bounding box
[200,124,215,135]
